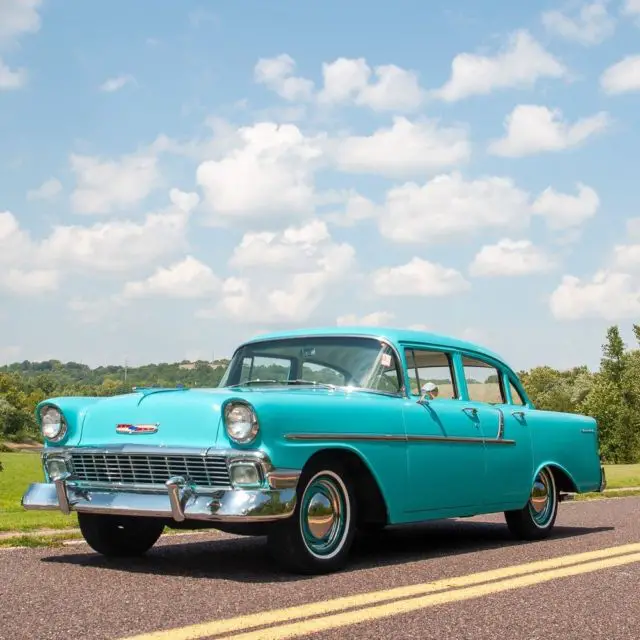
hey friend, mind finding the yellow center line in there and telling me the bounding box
[121,542,640,640]
[224,551,640,640]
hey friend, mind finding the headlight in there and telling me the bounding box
[40,406,67,442]
[224,401,259,444]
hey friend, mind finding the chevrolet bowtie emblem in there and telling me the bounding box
[116,423,159,434]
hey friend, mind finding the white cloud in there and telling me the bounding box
[336,311,395,326]
[0,209,33,266]
[334,116,470,178]
[318,57,424,111]
[550,271,640,319]
[123,256,220,299]
[324,191,381,227]
[0,58,25,89]
[0,0,43,90]
[229,219,330,270]
[196,122,324,221]
[0,268,59,295]
[469,239,556,277]
[254,54,314,101]
[433,30,567,102]
[372,257,470,297]
[600,55,640,94]
[613,244,640,270]
[542,2,615,45]
[0,0,42,45]
[70,148,161,215]
[532,183,600,230]
[378,172,530,244]
[27,178,62,201]
[622,0,640,15]
[99,75,136,92]
[488,105,610,157]
[201,242,356,324]
[43,189,198,273]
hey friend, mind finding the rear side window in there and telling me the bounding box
[461,355,506,404]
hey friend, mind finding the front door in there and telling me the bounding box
[402,346,486,514]
[459,355,533,510]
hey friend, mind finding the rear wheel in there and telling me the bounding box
[505,467,558,540]
[78,513,165,557]
[267,462,356,574]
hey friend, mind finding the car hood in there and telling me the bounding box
[71,385,391,449]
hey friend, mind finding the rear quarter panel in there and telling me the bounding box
[528,409,602,492]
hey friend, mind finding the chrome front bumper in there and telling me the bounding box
[22,445,301,523]
[22,476,298,522]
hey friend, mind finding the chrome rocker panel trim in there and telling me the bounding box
[22,480,298,522]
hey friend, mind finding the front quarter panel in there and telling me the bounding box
[37,396,103,449]
[222,389,408,522]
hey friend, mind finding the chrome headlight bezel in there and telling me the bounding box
[223,400,259,444]
[39,405,68,443]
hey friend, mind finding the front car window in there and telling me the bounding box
[405,349,458,399]
[219,336,403,394]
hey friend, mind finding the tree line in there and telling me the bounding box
[1,326,639,463]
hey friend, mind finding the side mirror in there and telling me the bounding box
[418,382,438,404]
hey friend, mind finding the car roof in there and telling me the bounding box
[243,325,508,366]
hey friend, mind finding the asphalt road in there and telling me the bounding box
[1,496,639,640]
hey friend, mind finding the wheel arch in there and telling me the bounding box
[534,461,579,494]
[301,447,390,527]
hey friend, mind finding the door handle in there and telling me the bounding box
[512,411,525,419]
[462,407,478,416]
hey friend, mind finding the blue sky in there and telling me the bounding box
[2,0,640,371]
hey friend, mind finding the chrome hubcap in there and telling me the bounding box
[528,468,555,527]
[300,472,348,558]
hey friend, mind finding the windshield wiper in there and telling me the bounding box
[227,379,337,389]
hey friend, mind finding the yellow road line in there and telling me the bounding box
[121,542,640,640]
[225,551,640,640]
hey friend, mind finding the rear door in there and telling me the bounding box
[459,354,533,510]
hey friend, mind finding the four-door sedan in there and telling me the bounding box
[22,327,606,574]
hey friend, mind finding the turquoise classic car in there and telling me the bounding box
[22,327,606,574]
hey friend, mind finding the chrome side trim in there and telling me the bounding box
[284,433,515,445]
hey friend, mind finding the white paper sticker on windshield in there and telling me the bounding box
[381,353,392,367]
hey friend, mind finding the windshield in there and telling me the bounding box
[219,336,403,395]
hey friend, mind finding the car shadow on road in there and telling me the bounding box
[40,518,614,584]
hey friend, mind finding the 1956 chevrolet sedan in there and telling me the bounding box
[22,327,606,574]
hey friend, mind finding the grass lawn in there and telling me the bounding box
[1,451,639,535]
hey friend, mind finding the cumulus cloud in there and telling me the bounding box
[334,116,470,178]
[488,105,610,157]
[99,75,136,92]
[600,55,640,94]
[532,183,600,230]
[433,30,567,102]
[378,172,530,244]
[254,54,314,101]
[372,257,470,296]
[196,122,324,222]
[122,256,220,299]
[0,0,43,90]
[542,2,615,45]
[229,219,331,270]
[27,178,62,201]
[70,148,161,215]
[550,271,640,320]
[1,268,59,295]
[318,57,424,111]
[613,244,640,270]
[469,239,556,277]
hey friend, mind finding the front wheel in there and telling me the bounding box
[267,462,357,574]
[505,467,558,540]
[78,513,165,557]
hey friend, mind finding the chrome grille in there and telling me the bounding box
[70,452,230,487]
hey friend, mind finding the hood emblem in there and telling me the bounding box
[116,423,159,434]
